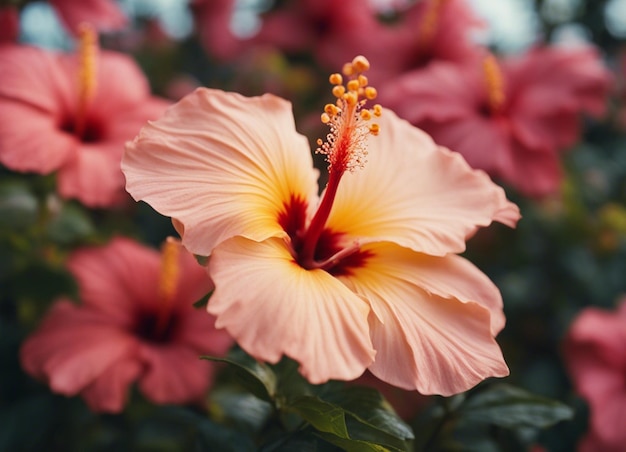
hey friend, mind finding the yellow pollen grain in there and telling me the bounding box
[360,109,372,120]
[365,86,377,100]
[342,62,354,76]
[329,73,343,85]
[358,74,368,87]
[373,104,382,116]
[369,123,380,135]
[352,55,370,72]
[332,85,346,98]
[321,112,331,123]
[347,79,360,92]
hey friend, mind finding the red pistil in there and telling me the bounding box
[295,55,381,270]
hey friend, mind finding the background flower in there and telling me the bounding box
[20,237,233,413]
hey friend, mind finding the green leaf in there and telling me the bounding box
[324,386,414,441]
[287,396,349,438]
[0,181,38,230]
[202,348,277,402]
[315,432,392,452]
[459,384,574,429]
[192,290,212,308]
[46,203,94,244]
[210,386,273,434]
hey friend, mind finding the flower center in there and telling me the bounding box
[482,54,506,116]
[154,237,181,336]
[74,23,98,140]
[294,56,381,271]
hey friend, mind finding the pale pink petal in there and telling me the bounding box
[207,236,375,383]
[57,143,128,207]
[339,243,508,395]
[20,300,138,395]
[66,238,161,324]
[175,309,234,357]
[123,88,320,257]
[345,242,505,334]
[49,0,127,35]
[138,344,213,404]
[0,100,77,173]
[81,357,143,413]
[326,109,519,256]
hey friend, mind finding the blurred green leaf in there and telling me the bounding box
[46,203,94,245]
[0,180,38,230]
[193,290,212,308]
[202,348,277,402]
[210,386,273,434]
[459,384,574,429]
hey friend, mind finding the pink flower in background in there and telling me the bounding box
[49,0,127,35]
[0,26,170,207]
[313,0,484,83]
[123,56,520,395]
[20,237,233,413]
[0,7,19,42]
[379,45,611,197]
[564,299,626,452]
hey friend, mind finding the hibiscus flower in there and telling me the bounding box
[378,45,611,197]
[123,56,520,395]
[0,25,170,207]
[0,6,19,43]
[564,299,626,452]
[20,237,233,413]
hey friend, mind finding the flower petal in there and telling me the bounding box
[207,236,375,383]
[339,242,508,395]
[81,357,142,413]
[19,300,138,395]
[123,88,320,256]
[66,238,161,325]
[326,109,519,255]
[49,0,127,35]
[138,344,213,404]
[0,100,77,173]
[57,143,128,207]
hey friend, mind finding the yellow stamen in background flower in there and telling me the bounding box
[482,54,506,115]
[156,237,180,334]
[417,0,448,49]
[316,55,380,175]
[75,23,98,139]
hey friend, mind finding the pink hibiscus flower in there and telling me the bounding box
[123,56,520,396]
[313,0,484,84]
[564,299,626,452]
[0,26,170,207]
[20,237,233,413]
[49,0,127,35]
[379,45,612,197]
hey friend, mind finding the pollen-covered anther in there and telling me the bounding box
[365,87,377,100]
[373,104,382,117]
[316,55,380,173]
[482,54,506,114]
[329,73,343,85]
[352,55,370,73]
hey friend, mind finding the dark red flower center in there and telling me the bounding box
[134,311,180,343]
[60,115,106,143]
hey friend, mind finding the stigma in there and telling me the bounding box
[156,237,181,333]
[75,23,98,138]
[482,54,506,115]
[316,55,381,176]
